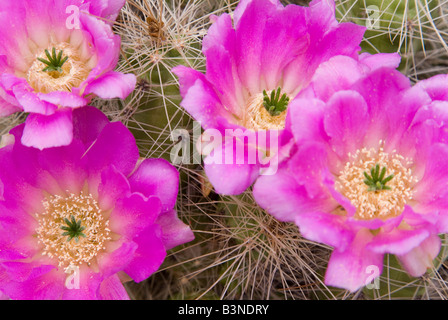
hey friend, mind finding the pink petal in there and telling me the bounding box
[415,74,448,102]
[351,68,411,144]
[72,106,110,147]
[234,0,277,93]
[84,71,136,100]
[61,265,103,300]
[287,142,329,198]
[202,13,245,116]
[287,97,328,144]
[2,267,65,300]
[413,143,448,209]
[397,234,441,277]
[38,91,88,109]
[128,158,179,213]
[85,121,139,189]
[0,86,21,116]
[173,65,232,131]
[367,228,430,255]
[308,56,365,102]
[97,240,137,279]
[233,0,281,27]
[13,84,57,115]
[323,90,369,157]
[98,274,130,300]
[359,52,401,71]
[203,137,260,195]
[253,164,335,222]
[98,165,131,211]
[109,193,162,239]
[78,14,120,80]
[295,211,355,251]
[88,0,126,22]
[325,229,384,292]
[124,224,166,282]
[156,210,195,250]
[21,108,73,150]
[37,139,88,194]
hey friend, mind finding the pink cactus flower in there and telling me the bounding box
[253,66,448,292]
[0,0,136,150]
[172,0,397,195]
[0,106,194,299]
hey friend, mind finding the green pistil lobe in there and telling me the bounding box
[363,164,394,192]
[60,215,86,243]
[37,48,69,73]
[263,87,289,117]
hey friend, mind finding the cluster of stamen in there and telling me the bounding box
[27,43,91,94]
[244,88,289,131]
[335,141,418,220]
[35,192,111,269]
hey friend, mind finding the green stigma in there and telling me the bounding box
[263,87,289,117]
[37,48,69,73]
[60,215,86,243]
[363,163,394,192]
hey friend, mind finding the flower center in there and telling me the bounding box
[37,48,69,74]
[335,142,418,220]
[244,88,289,131]
[27,43,91,94]
[363,163,394,192]
[35,192,111,268]
[60,215,86,243]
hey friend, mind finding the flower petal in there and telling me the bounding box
[203,136,260,195]
[323,90,369,157]
[253,163,335,222]
[156,210,194,250]
[38,91,88,109]
[325,229,383,292]
[109,193,162,239]
[396,234,441,277]
[295,211,355,251]
[124,224,166,282]
[84,71,136,100]
[72,106,110,148]
[128,158,179,213]
[367,228,430,255]
[173,65,233,131]
[98,274,130,300]
[85,121,139,190]
[98,165,131,211]
[21,108,73,150]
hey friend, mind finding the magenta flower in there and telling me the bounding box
[0,0,136,150]
[0,106,194,300]
[173,0,375,195]
[253,66,448,292]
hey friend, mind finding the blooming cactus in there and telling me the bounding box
[173,0,369,195]
[0,0,136,150]
[0,106,194,299]
[253,64,448,292]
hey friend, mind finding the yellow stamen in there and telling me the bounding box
[243,91,288,131]
[35,192,111,269]
[27,43,91,94]
[335,141,418,220]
